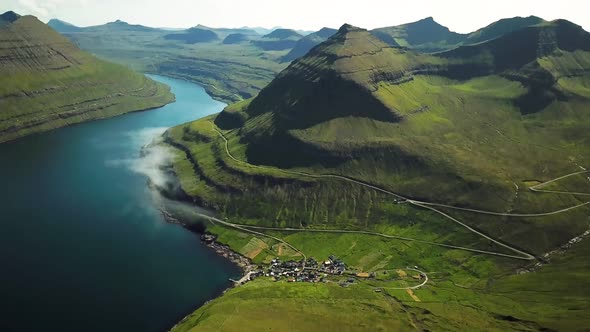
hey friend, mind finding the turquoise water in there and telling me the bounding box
[0,75,240,332]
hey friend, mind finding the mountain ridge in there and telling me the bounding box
[158,17,590,332]
[174,20,590,257]
[0,12,174,142]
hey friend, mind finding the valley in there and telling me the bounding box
[2,4,590,331]
[161,20,590,332]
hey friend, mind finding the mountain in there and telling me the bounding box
[243,26,274,35]
[223,33,251,44]
[0,10,20,25]
[169,20,590,256]
[371,16,546,52]
[89,19,159,32]
[0,12,174,143]
[48,18,164,33]
[164,27,218,43]
[165,20,590,331]
[465,16,545,44]
[371,16,464,51]
[262,28,303,40]
[47,18,82,32]
[281,27,337,62]
[193,24,259,39]
[440,19,590,111]
[252,29,303,50]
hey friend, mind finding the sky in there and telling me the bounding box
[4,0,590,32]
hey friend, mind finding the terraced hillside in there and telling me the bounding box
[0,12,174,143]
[164,20,590,332]
[169,21,590,253]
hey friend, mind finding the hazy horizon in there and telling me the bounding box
[4,0,590,33]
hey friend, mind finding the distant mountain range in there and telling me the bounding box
[0,11,174,143]
[46,16,558,60]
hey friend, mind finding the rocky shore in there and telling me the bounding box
[200,234,256,274]
[158,205,255,279]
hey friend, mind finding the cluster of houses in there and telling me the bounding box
[249,255,348,283]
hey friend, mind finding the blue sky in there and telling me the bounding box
[4,0,589,32]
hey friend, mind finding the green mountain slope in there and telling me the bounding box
[167,20,590,255]
[165,20,590,332]
[0,12,174,143]
[371,17,465,51]
[465,16,545,44]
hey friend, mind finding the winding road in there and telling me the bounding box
[193,124,590,263]
[529,170,590,196]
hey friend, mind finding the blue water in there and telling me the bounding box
[0,75,240,332]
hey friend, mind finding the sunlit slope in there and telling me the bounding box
[168,20,590,257]
[0,12,174,142]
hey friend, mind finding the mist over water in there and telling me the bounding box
[106,127,176,189]
[0,75,239,332]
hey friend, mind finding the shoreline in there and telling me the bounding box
[0,78,175,144]
[159,207,256,275]
[158,206,258,332]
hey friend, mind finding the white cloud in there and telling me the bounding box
[16,0,49,17]
[104,127,177,190]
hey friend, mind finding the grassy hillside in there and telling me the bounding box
[164,20,590,330]
[170,233,590,331]
[465,16,545,44]
[371,17,464,51]
[0,12,174,143]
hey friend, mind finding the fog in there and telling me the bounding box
[106,126,215,226]
[106,127,175,189]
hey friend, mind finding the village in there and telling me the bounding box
[249,255,353,283]
[201,234,426,288]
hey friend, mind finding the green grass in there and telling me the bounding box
[164,20,590,332]
[172,222,590,331]
[0,15,174,142]
[172,279,416,332]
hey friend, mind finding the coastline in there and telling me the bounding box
[0,85,175,144]
[158,205,257,332]
[159,207,255,274]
